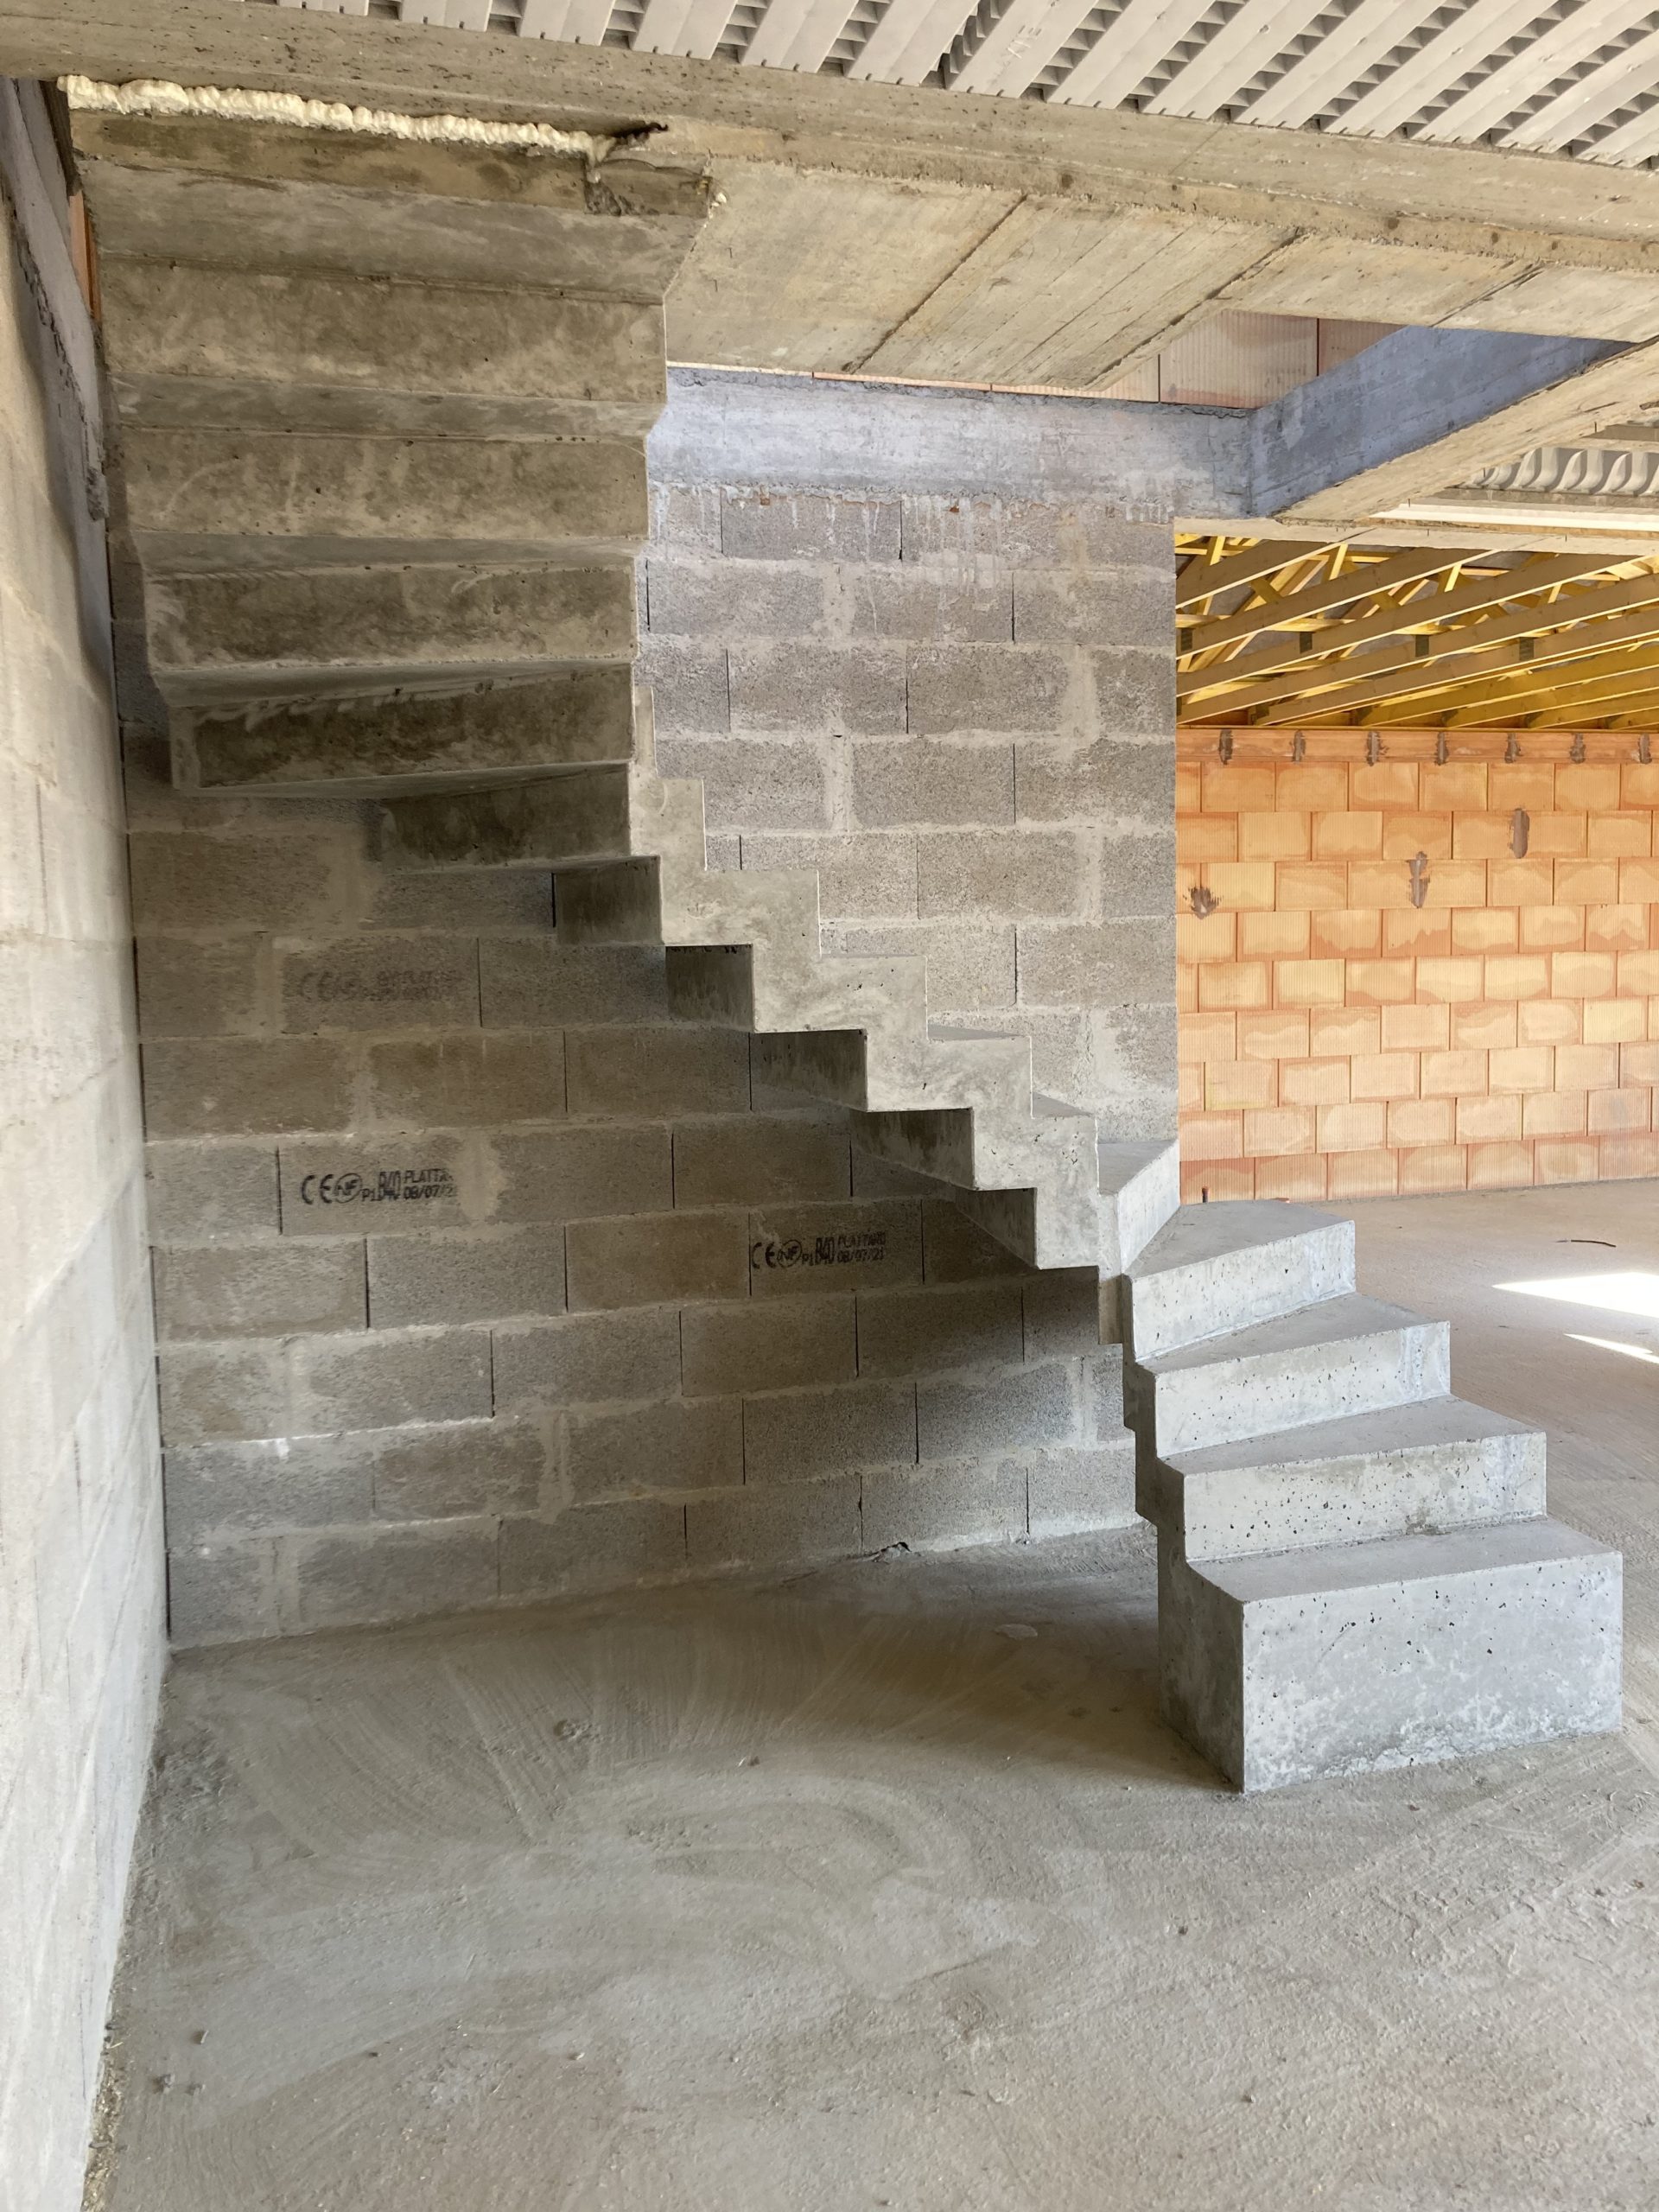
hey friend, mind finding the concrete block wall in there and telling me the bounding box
[1178,728,1659,1198]
[0,92,165,2212]
[138,474,1179,1643]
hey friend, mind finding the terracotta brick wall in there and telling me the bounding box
[1176,731,1659,1203]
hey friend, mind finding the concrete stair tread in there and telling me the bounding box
[1198,1515,1615,1605]
[1140,1291,1434,1377]
[1131,1199,1344,1280]
[1166,1395,1536,1478]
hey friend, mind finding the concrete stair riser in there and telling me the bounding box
[1128,1203,1357,1361]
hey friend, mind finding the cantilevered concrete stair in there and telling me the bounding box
[79,92,1618,1789]
[1122,1203,1620,1789]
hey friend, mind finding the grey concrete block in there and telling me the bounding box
[480,941,670,1027]
[145,1141,278,1243]
[293,1328,493,1433]
[492,1125,671,1224]
[647,556,828,639]
[850,740,1014,829]
[906,645,1070,736]
[749,1199,924,1298]
[565,1026,750,1117]
[566,1209,749,1310]
[654,735,831,833]
[728,642,906,735]
[1023,1271,1107,1361]
[686,1475,861,1571]
[143,1037,355,1139]
[1086,1345,1129,1440]
[286,1521,499,1632]
[168,1537,278,1646]
[500,1497,687,1598]
[155,1242,365,1342]
[279,935,480,1033]
[681,1297,857,1396]
[1091,647,1176,739]
[847,569,1013,644]
[918,1360,1081,1460]
[900,497,1169,570]
[918,831,1087,920]
[135,936,264,1038]
[744,1377,916,1482]
[721,492,899,563]
[368,1229,566,1326]
[368,867,552,934]
[129,829,354,932]
[674,1116,851,1207]
[164,1433,375,1538]
[1014,568,1173,650]
[366,1032,566,1129]
[921,1199,1034,1284]
[370,1420,547,1522]
[1018,920,1177,1007]
[862,1461,1027,1553]
[856,1281,1024,1378]
[739,832,918,920]
[493,1308,682,1410]
[278,1135,473,1236]
[638,636,728,734]
[158,1342,287,1446]
[1014,737,1174,830]
[1027,1441,1137,1537]
[824,921,1016,1013]
[568,1397,743,1499]
[1092,1006,1180,1141]
[650,482,722,550]
[1096,831,1177,920]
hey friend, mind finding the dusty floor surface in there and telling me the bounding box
[93,1184,1659,2211]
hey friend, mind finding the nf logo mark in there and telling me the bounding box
[750,1229,889,1273]
[299,1165,457,1207]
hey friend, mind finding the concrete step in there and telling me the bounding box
[1141,1396,1548,1560]
[100,260,667,441]
[380,767,632,868]
[1099,1139,1182,1274]
[1161,1518,1621,1791]
[180,670,636,796]
[1127,1200,1357,1361]
[121,427,647,571]
[145,563,637,708]
[1131,1293,1451,1455]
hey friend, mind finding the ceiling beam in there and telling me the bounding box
[1180,547,1461,655]
[1173,537,1338,612]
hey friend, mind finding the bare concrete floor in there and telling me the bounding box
[93,1184,1659,2212]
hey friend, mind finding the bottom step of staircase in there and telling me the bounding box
[1160,1518,1621,1792]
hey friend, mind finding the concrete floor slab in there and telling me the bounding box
[90,1182,1659,2210]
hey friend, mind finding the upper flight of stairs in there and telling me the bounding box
[1121,1202,1621,1790]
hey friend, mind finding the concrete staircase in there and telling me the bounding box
[1122,1202,1621,1789]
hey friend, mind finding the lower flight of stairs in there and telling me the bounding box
[1122,1202,1622,1789]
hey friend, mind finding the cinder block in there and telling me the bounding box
[907,645,1070,735]
[917,1360,1081,1460]
[1018,737,1173,830]
[564,1026,750,1116]
[749,1199,924,1297]
[686,1475,861,1570]
[293,1327,493,1433]
[900,497,1166,570]
[1014,568,1171,651]
[168,1536,279,1645]
[850,739,1014,828]
[136,936,264,1037]
[566,1208,748,1310]
[855,1281,1023,1377]
[637,636,729,734]
[921,1199,1033,1284]
[1085,1345,1128,1440]
[647,556,828,639]
[824,918,1016,1012]
[366,1032,565,1128]
[499,1497,687,1598]
[143,1037,355,1138]
[862,1461,1027,1553]
[129,827,355,931]
[286,1521,499,1631]
[493,1307,682,1410]
[728,642,905,735]
[650,483,722,550]
[1027,1440,1137,1536]
[369,866,552,934]
[368,1229,566,1326]
[673,1116,851,1207]
[492,1125,671,1224]
[146,1141,278,1243]
[744,1376,917,1482]
[168,1432,370,1539]
[158,1341,287,1445]
[155,1241,365,1341]
[847,569,1013,643]
[278,1134,473,1236]
[367,1418,547,1520]
[681,1297,857,1395]
[480,940,670,1027]
[1023,1270,1108,1359]
[1091,648,1176,738]
[655,735,831,832]
[918,830,1086,919]
[568,1396,742,1498]
[1018,920,1176,1007]
[740,832,918,919]
[721,491,899,563]
[278,936,480,1033]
